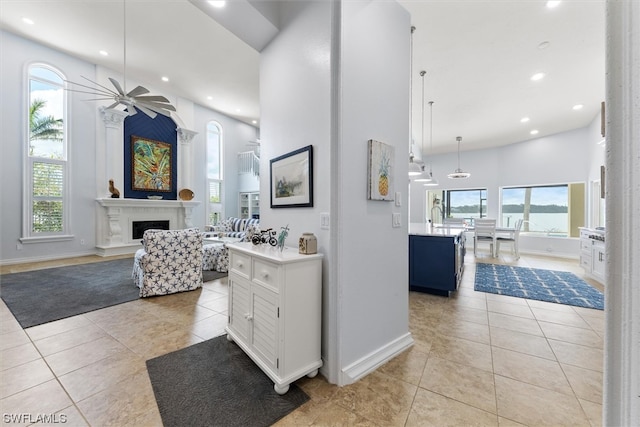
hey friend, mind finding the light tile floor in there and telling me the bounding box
[0,250,604,426]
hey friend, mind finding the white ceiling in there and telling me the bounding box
[0,0,605,155]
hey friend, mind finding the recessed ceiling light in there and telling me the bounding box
[99,50,109,56]
[531,72,545,81]
[252,120,257,124]
[572,104,584,110]
[546,1,561,8]
[236,108,241,113]
[520,117,530,123]
[207,96,213,100]
[538,41,551,50]
[208,1,226,8]
[161,76,169,82]
[22,17,34,25]
[530,129,539,135]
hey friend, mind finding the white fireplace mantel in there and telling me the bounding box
[95,198,201,256]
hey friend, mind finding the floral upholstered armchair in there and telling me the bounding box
[132,228,203,297]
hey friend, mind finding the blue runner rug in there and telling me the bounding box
[474,263,604,310]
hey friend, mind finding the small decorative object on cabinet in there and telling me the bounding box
[225,242,323,394]
[277,225,289,252]
[298,232,317,254]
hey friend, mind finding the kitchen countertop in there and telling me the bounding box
[409,223,467,237]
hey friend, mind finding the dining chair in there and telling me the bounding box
[443,217,465,226]
[496,218,523,259]
[473,218,497,257]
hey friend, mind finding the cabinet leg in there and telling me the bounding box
[307,369,319,378]
[274,383,290,395]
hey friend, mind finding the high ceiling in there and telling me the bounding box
[0,0,604,155]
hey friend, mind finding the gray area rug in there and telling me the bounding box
[0,258,140,328]
[146,335,309,427]
[202,269,227,282]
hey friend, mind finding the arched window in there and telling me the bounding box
[24,64,69,239]
[206,121,224,225]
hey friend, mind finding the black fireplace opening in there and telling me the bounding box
[132,220,170,240]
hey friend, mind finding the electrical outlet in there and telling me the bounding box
[80,239,85,245]
[16,242,23,251]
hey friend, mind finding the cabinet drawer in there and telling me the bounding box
[252,259,280,292]
[230,251,251,280]
[581,240,592,253]
[580,255,592,269]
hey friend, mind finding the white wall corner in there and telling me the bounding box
[339,333,414,386]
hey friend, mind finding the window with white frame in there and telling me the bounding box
[206,121,223,225]
[501,183,585,237]
[24,64,68,238]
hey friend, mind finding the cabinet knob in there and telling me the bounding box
[261,271,269,279]
[237,261,244,268]
[244,313,253,321]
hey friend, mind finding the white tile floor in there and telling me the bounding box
[0,250,604,426]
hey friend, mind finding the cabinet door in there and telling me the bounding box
[228,277,251,343]
[592,243,605,282]
[251,285,279,371]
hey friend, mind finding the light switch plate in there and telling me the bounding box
[395,192,402,207]
[320,213,330,230]
[392,212,401,228]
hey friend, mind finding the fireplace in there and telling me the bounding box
[132,220,170,239]
[95,198,200,256]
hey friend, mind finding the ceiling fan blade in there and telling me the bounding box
[109,78,126,96]
[129,103,156,119]
[134,95,171,103]
[127,85,150,97]
[136,101,176,114]
[106,101,121,109]
[80,76,120,96]
[65,81,116,97]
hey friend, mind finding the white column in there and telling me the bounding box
[99,107,128,197]
[177,127,198,195]
[603,1,640,425]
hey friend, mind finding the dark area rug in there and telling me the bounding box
[146,335,309,427]
[474,263,604,310]
[1,258,140,328]
[202,269,227,282]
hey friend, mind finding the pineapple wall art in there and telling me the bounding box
[367,140,395,201]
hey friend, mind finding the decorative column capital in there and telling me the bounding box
[176,127,198,145]
[99,107,128,129]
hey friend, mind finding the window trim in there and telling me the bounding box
[206,121,224,225]
[23,62,71,241]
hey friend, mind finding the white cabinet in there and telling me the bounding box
[225,242,323,394]
[579,227,605,284]
[239,192,259,219]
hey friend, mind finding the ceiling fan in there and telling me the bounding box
[65,0,175,119]
[66,76,176,119]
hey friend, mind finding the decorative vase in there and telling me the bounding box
[298,232,317,254]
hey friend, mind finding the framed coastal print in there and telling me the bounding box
[270,145,313,208]
[131,135,172,192]
[367,139,394,201]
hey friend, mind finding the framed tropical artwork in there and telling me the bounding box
[368,139,394,201]
[270,145,313,208]
[131,135,172,192]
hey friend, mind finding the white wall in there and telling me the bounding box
[409,113,605,257]
[260,0,411,385]
[0,31,257,263]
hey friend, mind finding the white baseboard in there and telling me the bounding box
[339,332,414,386]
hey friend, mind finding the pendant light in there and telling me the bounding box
[414,70,432,182]
[447,136,471,179]
[423,100,439,186]
[408,26,422,176]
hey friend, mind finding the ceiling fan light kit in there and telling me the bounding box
[448,136,471,179]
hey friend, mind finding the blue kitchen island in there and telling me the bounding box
[409,223,466,296]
